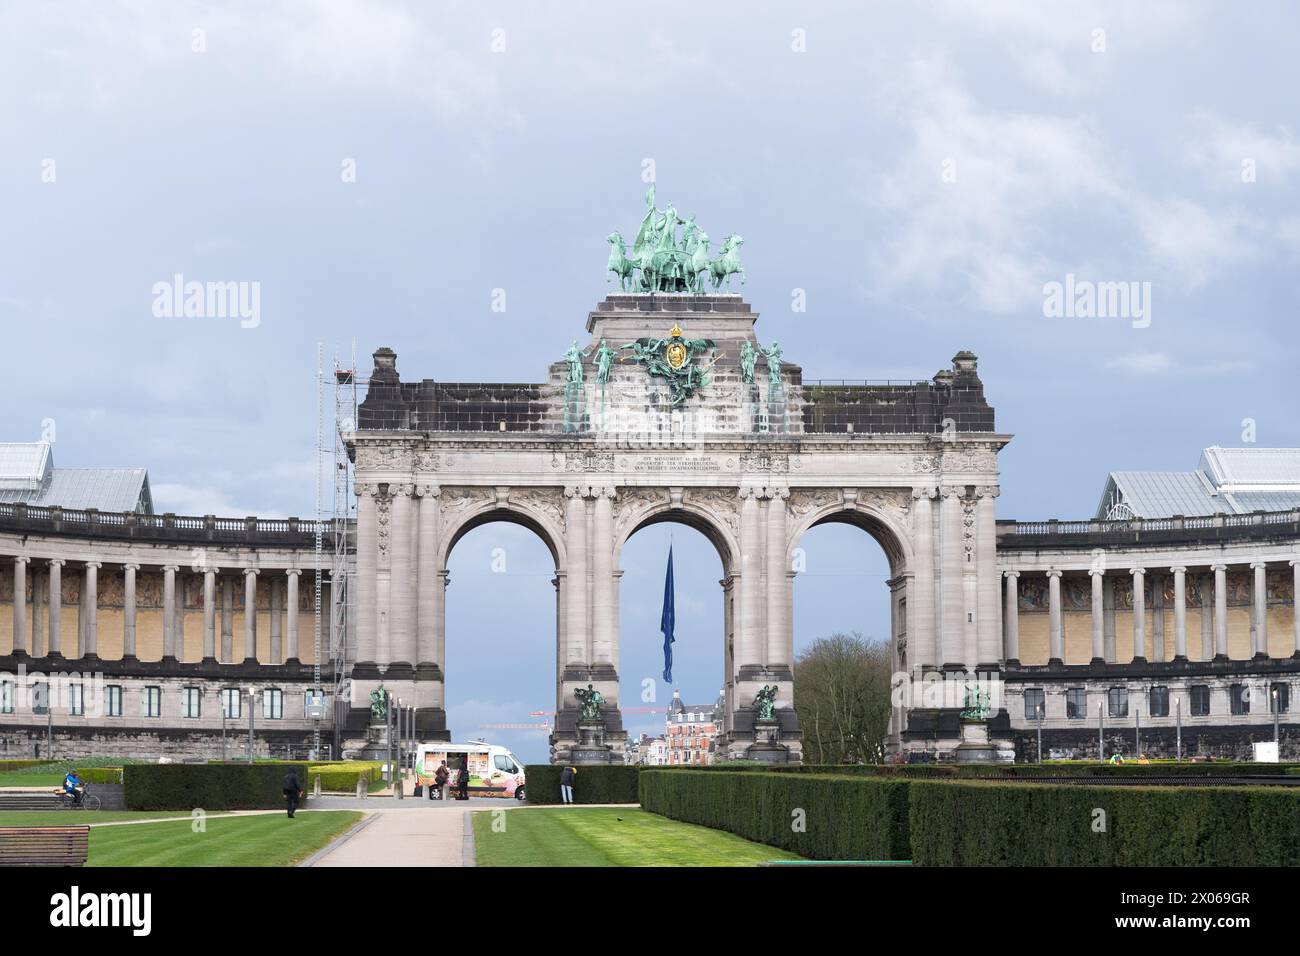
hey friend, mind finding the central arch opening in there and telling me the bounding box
[617,513,731,765]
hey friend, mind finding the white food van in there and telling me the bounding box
[414,741,527,800]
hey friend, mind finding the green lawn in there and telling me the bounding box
[0,772,72,787]
[0,810,201,826]
[474,808,800,867]
[85,810,363,866]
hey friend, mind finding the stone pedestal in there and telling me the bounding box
[745,718,790,763]
[570,720,614,765]
[954,718,998,764]
[357,720,392,761]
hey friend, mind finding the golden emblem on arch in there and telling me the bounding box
[665,341,688,370]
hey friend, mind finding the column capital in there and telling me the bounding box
[763,486,790,501]
[13,555,30,566]
[1169,565,1187,574]
[1046,569,1063,579]
[83,560,102,570]
[48,558,65,567]
[563,483,587,499]
[1003,569,1020,580]
[285,568,302,578]
[1088,568,1105,577]
[123,562,140,572]
[738,485,763,500]
[1130,567,1146,577]
[355,482,381,498]
[593,484,618,500]
[1211,562,1227,572]
[939,485,965,499]
[1250,560,1269,570]
[975,484,1001,499]
[416,483,441,498]
[391,483,415,498]
[911,485,938,501]
[1290,558,1300,567]
[163,564,180,573]
[243,567,260,577]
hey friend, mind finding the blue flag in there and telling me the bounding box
[660,545,676,684]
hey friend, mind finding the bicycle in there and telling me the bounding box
[56,789,102,811]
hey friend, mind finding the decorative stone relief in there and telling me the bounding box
[613,487,671,540]
[511,487,566,529]
[787,488,841,522]
[357,445,413,471]
[684,488,741,539]
[739,452,789,473]
[941,446,998,474]
[559,451,615,472]
[375,494,392,566]
[438,486,494,524]
[414,450,440,472]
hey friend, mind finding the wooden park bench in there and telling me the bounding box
[0,826,90,866]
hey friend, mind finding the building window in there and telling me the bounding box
[1190,684,1211,717]
[1149,686,1169,718]
[143,686,162,718]
[0,680,14,714]
[221,688,241,719]
[1024,688,1045,720]
[69,683,85,716]
[182,687,202,719]
[106,685,122,718]
[263,688,283,720]
[1230,684,1250,716]
[1271,683,1290,714]
[1065,688,1087,720]
[32,681,49,716]
[1107,687,1128,719]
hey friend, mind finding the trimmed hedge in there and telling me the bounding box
[524,765,640,804]
[640,769,911,861]
[78,767,123,785]
[308,763,384,792]
[0,759,50,772]
[908,779,1300,866]
[124,762,311,810]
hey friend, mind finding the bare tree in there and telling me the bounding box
[793,632,892,764]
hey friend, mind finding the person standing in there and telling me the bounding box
[283,768,303,818]
[433,760,449,801]
[456,759,471,801]
[559,765,576,804]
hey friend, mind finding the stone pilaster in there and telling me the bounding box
[1251,561,1268,659]
[286,569,300,663]
[975,485,1000,667]
[162,564,178,661]
[389,484,415,668]
[563,485,589,669]
[200,566,215,661]
[764,486,790,670]
[353,483,379,674]
[939,486,965,667]
[591,485,616,667]
[910,487,937,668]
[739,486,763,670]
[1213,563,1228,659]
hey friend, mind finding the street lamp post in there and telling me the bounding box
[1097,702,1104,763]
[1134,706,1141,760]
[1036,702,1043,764]
[247,687,257,765]
[394,697,404,801]
[1176,697,1182,761]
[221,701,227,762]
[1273,688,1280,750]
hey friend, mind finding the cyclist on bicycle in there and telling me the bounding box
[62,769,85,807]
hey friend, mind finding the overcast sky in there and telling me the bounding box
[5,2,1299,760]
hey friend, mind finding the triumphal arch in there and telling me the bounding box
[343,193,1009,762]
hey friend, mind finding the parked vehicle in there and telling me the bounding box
[414,742,526,800]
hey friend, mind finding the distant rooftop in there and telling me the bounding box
[0,442,152,514]
[1095,446,1300,520]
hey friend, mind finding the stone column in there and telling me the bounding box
[162,564,178,661]
[47,559,63,658]
[563,485,589,667]
[31,567,44,658]
[765,487,790,670]
[415,485,441,668]
[286,569,300,663]
[1171,566,1188,661]
[1151,573,1165,662]
[269,575,283,665]
[83,561,100,659]
[1003,570,1020,663]
[354,484,378,666]
[243,568,258,662]
[389,485,415,666]
[975,486,1001,667]
[1130,568,1146,661]
[739,486,763,669]
[201,567,215,661]
[591,485,616,667]
[1213,563,1228,659]
[1089,569,1105,663]
[939,486,965,667]
[910,487,937,668]
[1046,570,1063,663]
[1292,559,1300,657]
[12,557,28,655]
[1251,561,1268,658]
[1103,574,1116,662]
